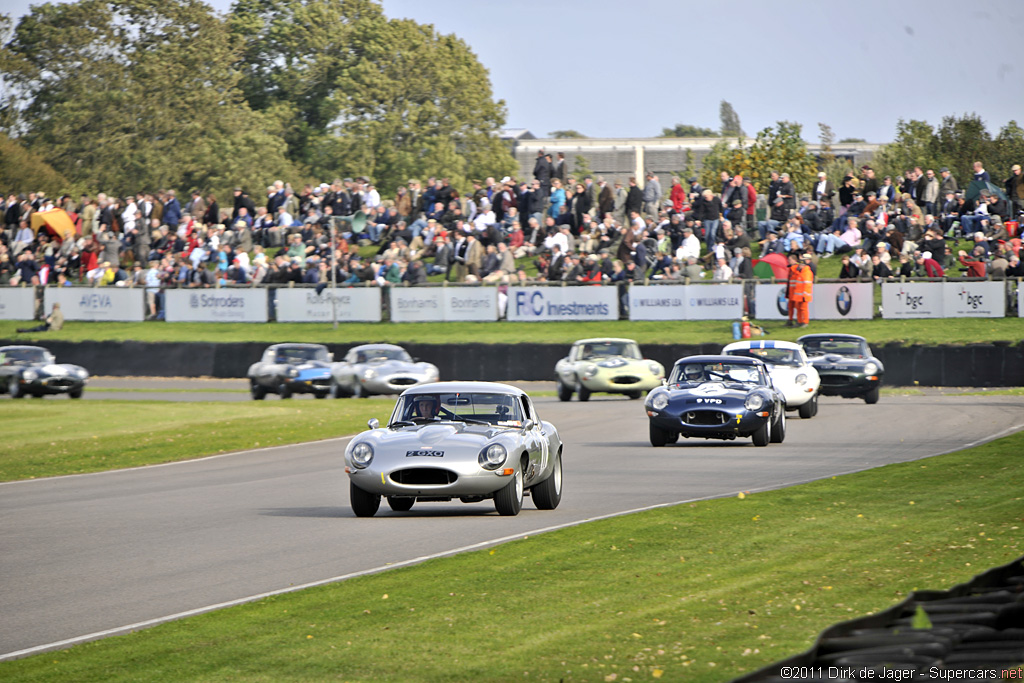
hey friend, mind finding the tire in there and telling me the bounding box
[626,390,642,400]
[69,389,83,399]
[650,422,669,447]
[314,391,327,400]
[864,386,880,404]
[751,420,770,447]
[353,383,367,399]
[10,380,24,399]
[277,383,292,399]
[577,385,591,402]
[770,409,786,443]
[31,392,44,399]
[798,394,816,419]
[532,452,562,510]
[329,380,345,399]
[557,382,573,402]
[493,465,523,516]
[251,383,267,400]
[667,432,679,444]
[350,481,381,517]
[387,497,415,512]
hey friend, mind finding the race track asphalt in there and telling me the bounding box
[2,385,1022,660]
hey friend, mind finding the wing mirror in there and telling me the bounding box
[367,418,380,430]
[522,419,535,431]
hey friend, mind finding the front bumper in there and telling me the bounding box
[286,375,332,394]
[647,407,770,439]
[816,372,881,397]
[24,377,86,394]
[360,374,435,396]
[348,460,513,497]
[580,372,663,394]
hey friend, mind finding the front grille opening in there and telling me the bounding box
[390,377,418,386]
[391,468,458,486]
[683,410,729,425]
[611,375,641,385]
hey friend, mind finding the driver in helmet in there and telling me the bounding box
[683,364,705,382]
[411,395,440,420]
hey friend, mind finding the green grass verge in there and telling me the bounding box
[2,317,1022,346]
[0,400,393,482]
[2,430,1021,681]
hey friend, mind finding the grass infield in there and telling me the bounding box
[0,408,1021,680]
[1,317,1023,346]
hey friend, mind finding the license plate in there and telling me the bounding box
[406,450,444,458]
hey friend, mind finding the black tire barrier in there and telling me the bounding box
[2,339,1023,385]
[732,557,1024,682]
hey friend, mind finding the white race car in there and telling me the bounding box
[555,338,664,401]
[722,340,820,418]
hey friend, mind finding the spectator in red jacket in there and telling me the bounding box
[957,247,987,278]
[669,177,687,213]
[916,251,945,278]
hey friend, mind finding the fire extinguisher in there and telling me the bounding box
[741,318,751,339]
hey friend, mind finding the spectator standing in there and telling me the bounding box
[786,252,814,328]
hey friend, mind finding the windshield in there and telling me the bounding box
[575,341,642,360]
[355,348,412,363]
[275,346,329,363]
[801,339,869,359]
[391,392,524,427]
[669,361,766,386]
[726,347,803,366]
[0,348,51,364]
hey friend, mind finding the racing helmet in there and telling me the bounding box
[683,363,704,381]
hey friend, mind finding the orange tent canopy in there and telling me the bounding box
[30,208,76,242]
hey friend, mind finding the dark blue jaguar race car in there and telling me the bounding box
[643,355,786,447]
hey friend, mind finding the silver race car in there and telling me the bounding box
[329,343,439,398]
[344,382,563,517]
[0,345,89,399]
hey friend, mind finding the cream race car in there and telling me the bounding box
[555,338,664,402]
[722,339,820,418]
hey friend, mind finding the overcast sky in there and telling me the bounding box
[5,0,1023,143]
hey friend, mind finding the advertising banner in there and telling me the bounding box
[0,288,36,320]
[810,283,875,320]
[1019,284,1023,318]
[684,284,745,320]
[627,285,687,321]
[507,286,618,321]
[389,288,444,322]
[881,282,944,319]
[276,287,381,323]
[44,287,145,322]
[164,289,268,322]
[443,288,499,322]
[753,283,789,320]
[942,281,1005,318]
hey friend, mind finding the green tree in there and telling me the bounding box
[839,137,866,143]
[0,132,71,196]
[230,0,515,194]
[746,122,816,194]
[935,113,992,183]
[572,154,593,181]
[0,0,295,197]
[991,121,1024,184]
[549,130,587,139]
[873,119,941,181]
[659,123,717,138]
[719,100,744,138]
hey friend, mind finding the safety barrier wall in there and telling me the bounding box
[3,278,1021,323]
[3,339,1022,387]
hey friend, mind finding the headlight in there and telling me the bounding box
[795,373,808,385]
[77,369,89,379]
[582,364,598,379]
[478,443,507,470]
[648,362,663,376]
[744,394,765,411]
[288,368,299,378]
[651,393,669,410]
[363,368,377,380]
[350,442,374,469]
[864,362,878,375]
[22,369,38,381]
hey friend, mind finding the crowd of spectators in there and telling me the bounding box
[2,158,1022,308]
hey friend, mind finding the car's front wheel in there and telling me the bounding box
[494,465,523,516]
[10,380,24,399]
[577,384,591,402]
[387,497,414,512]
[277,383,292,399]
[251,383,267,400]
[353,383,367,399]
[650,422,669,447]
[626,390,642,400]
[770,409,786,443]
[557,382,573,402]
[863,386,880,404]
[313,391,327,399]
[798,394,817,419]
[329,380,346,399]
[350,482,381,517]
[69,388,83,399]
[532,452,562,510]
[751,419,770,447]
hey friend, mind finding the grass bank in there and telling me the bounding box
[2,429,1022,681]
[2,317,1023,346]
[0,400,393,482]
